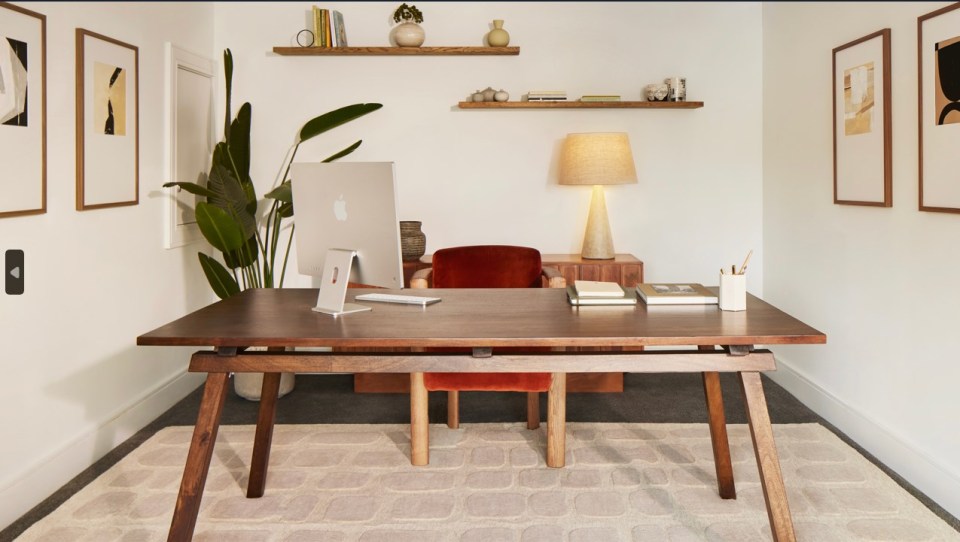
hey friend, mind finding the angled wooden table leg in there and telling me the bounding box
[247,371,281,498]
[167,371,229,542]
[546,373,566,468]
[410,372,429,466]
[740,371,796,542]
[700,344,736,499]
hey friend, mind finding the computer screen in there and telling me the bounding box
[290,161,403,290]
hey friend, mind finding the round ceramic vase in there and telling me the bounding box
[393,22,425,47]
[487,19,510,47]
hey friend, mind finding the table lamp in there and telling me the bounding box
[559,132,637,260]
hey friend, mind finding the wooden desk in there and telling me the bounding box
[359,253,644,393]
[138,287,824,541]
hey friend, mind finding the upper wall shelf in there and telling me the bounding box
[457,101,704,109]
[273,46,520,56]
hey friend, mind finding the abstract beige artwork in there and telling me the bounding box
[934,35,960,126]
[93,61,125,136]
[844,61,874,135]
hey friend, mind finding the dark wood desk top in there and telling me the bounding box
[138,288,825,349]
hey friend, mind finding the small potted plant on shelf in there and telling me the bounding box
[391,3,424,47]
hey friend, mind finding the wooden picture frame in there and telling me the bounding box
[832,28,892,207]
[918,2,960,213]
[76,28,139,210]
[164,43,214,248]
[0,2,46,218]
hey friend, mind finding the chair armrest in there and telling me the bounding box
[410,267,432,289]
[541,267,566,289]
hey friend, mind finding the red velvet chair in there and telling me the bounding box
[410,245,566,433]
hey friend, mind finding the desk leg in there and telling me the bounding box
[740,371,795,542]
[702,370,736,499]
[167,371,228,542]
[247,371,281,498]
[546,373,566,468]
[410,372,429,466]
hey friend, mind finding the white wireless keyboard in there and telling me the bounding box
[354,293,441,306]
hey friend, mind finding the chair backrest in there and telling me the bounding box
[432,245,543,288]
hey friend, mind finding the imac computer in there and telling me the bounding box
[290,161,404,316]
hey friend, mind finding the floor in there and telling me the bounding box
[2,373,958,540]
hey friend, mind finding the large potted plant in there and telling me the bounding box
[165,49,382,399]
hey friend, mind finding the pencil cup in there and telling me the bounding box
[719,273,746,311]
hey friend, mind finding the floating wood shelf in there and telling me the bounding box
[273,46,520,56]
[457,101,704,109]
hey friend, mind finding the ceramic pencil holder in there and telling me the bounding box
[718,273,746,311]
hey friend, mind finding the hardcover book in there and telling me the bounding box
[574,280,625,297]
[567,286,637,306]
[635,283,718,305]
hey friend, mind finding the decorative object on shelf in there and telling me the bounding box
[399,220,427,261]
[559,133,637,260]
[296,29,315,47]
[471,90,485,102]
[644,83,669,101]
[391,3,424,47]
[162,48,382,400]
[482,86,496,101]
[526,90,567,101]
[832,29,891,207]
[76,29,139,211]
[0,2,47,219]
[665,76,686,101]
[494,89,510,102]
[486,19,510,47]
[918,3,960,213]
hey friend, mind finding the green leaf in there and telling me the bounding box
[265,181,292,203]
[278,201,293,219]
[299,103,383,143]
[162,181,217,199]
[223,49,233,139]
[322,140,363,162]
[198,252,240,299]
[229,103,252,185]
[195,202,245,253]
[206,160,257,239]
[223,236,259,269]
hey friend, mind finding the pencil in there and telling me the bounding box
[738,250,753,275]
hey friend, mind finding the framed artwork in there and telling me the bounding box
[76,28,138,210]
[0,2,46,218]
[164,43,214,248]
[832,28,892,207]
[919,2,960,213]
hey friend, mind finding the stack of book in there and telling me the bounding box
[312,6,347,47]
[525,91,567,102]
[635,283,718,305]
[580,95,621,102]
[567,280,637,306]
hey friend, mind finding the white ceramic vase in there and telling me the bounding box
[392,22,425,47]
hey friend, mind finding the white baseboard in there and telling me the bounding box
[769,357,960,520]
[0,370,205,530]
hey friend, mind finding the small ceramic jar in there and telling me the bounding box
[482,87,497,102]
[494,89,509,102]
[472,90,485,102]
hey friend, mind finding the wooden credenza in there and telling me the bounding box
[354,253,643,393]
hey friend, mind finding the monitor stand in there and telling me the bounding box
[312,248,372,317]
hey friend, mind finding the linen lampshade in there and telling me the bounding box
[558,133,637,259]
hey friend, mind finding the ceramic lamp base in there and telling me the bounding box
[581,185,615,260]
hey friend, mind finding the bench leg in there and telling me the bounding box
[410,372,429,466]
[740,371,796,542]
[167,371,228,542]
[247,372,281,498]
[447,390,459,429]
[546,373,566,468]
[527,392,540,429]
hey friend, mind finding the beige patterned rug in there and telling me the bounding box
[14,423,959,541]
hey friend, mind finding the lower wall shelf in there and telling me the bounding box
[457,101,704,109]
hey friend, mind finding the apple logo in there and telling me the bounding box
[333,194,348,221]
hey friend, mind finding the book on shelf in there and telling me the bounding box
[573,280,625,298]
[636,283,718,305]
[333,10,347,47]
[567,286,638,306]
[312,7,346,47]
[580,95,621,102]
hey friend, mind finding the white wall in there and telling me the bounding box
[213,1,765,290]
[0,2,214,527]
[763,1,960,519]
